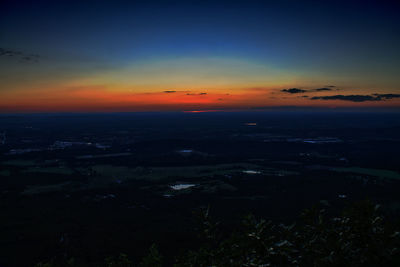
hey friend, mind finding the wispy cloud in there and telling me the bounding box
[281,85,340,94]
[311,94,400,102]
[281,87,337,94]
[0,48,40,63]
[373,94,400,100]
[314,87,334,91]
[186,92,207,95]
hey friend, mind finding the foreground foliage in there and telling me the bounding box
[36,201,400,267]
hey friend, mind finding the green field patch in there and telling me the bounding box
[90,163,286,182]
[2,160,37,167]
[199,181,237,194]
[0,170,11,176]
[22,182,71,195]
[332,167,400,180]
[265,169,299,176]
[22,167,74,175]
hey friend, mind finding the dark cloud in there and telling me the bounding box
[186,92,207,95]
[163,90,176,93]
[0,48,40,62]
[311,93,400,102]
[373,94,400,100]
[281,88,307,94]
[301,95,309,98]
[311,94,380,102]
[281,86,340,94]
[314,87,334,91]
[0,48,22,57]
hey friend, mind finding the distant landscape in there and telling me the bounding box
[1,112,400,266]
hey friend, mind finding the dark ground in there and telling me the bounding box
[0,112,400,266]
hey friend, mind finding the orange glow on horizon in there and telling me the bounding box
[1,84,399,112]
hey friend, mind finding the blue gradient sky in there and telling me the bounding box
[1,0,399,111]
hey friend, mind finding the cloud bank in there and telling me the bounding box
[281,88,307,94]
[281,87,336,94]
[311,94,400,102]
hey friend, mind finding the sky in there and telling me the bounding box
[1,0,399,112]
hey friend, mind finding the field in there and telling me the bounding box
[0,112,399,266]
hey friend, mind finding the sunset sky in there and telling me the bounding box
[1,0,399,112]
